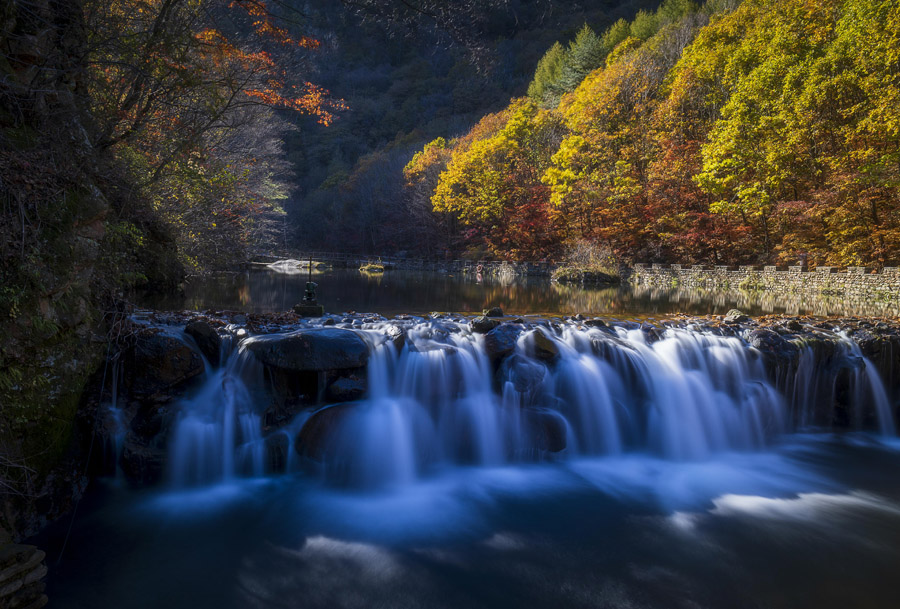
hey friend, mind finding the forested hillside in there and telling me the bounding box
[404,0,900,266]
[287,0,661,254]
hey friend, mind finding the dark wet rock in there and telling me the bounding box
[232,314,248,325]
[532,329,560,362]
[295,402,357,463]
[584,318,608,328]
[326,376,367,402]
[500,354,546,395]
[523,408,567,452]
[484,307,504,318]
[784,319,803,332]
[120,439,166,485]
[724,309,750,324]
[127,332,204,399]
[748,328,799,365]
[322,318,336,326]
[264,432,291,473]
[641,324,662,344]
[184,320,221,367]
[470,315,501,334]
[484,323,522,361]
[246,328,368,372]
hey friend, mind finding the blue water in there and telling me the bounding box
[37,434,900,609]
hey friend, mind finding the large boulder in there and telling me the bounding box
[127,332,204,399]
[295,402,357,463]
[245,328,369,372]
[184,320,222,367]
[483,323,522,361]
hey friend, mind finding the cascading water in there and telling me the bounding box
[168,340,266,487]
[159,319,897,490]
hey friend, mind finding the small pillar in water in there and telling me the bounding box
[293,258,325,317]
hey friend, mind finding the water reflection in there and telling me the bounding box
[141,269,900,317]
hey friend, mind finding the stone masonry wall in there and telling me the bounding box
[631,264,900,308]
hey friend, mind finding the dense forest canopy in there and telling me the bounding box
[401,0,900,266]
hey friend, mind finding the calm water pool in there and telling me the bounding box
[142,268,900,317]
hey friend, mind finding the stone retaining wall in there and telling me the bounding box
[0,544,48,609]
[631,264,900,305]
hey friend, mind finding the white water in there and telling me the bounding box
[162,321,896,489]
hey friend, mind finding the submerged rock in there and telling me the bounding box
[500,354,546,395]
[523,408,567,452]
[246,328,368,372]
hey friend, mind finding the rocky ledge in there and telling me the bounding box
[91,307,900,486]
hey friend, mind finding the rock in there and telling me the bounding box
[326,376,367,402]
[264,432,291,473]
[484,323,522,361]
[784,319,803,332]
[470,315,500,334]
[386,324,406,351]
[724,309,750,324]
[322,318,336,326]
[523,408,567,452]
[531,329,559,362]
[120,440,166,485]
[748,328,799,370]
[246,328,369,372]
[584,318,607,328]
[500,354,546,395]
[484,307,504,318]
[296,403,357,462]
[128,332,204,399]
[184,320,221,367]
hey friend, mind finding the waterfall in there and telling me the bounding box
[158,319,897,489]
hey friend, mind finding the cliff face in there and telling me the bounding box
[0,0,109,540]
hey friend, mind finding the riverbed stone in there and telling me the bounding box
[470,315,500,334]
[531,329,560,362]
[484,323,522,361]
[295,402,356,463]
[246,328,369,372]
[326,376,367,402]
[484,307,504,318]
[127,331,205,399]
[523,408,567,452]
[184,320,221,367]
[724,309,750,324]
[500,354,546,395]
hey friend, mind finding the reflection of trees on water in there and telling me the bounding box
[142,270,900,317]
